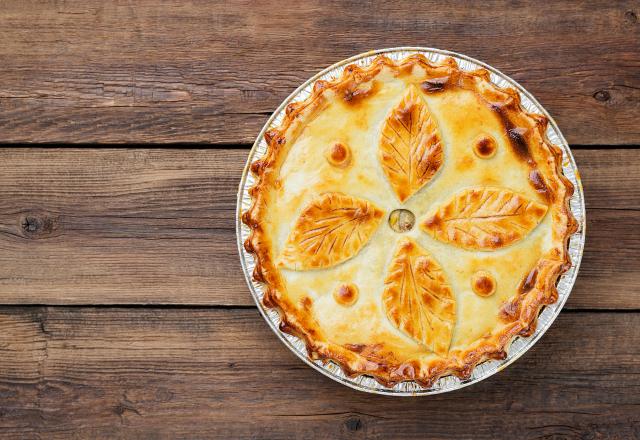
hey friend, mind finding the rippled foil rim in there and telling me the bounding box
[236,47,586,396]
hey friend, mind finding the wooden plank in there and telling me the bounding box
[0,0,638,145]
[0,148,638,308]
[0,307,638,439]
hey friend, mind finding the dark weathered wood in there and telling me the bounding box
[0,148,638,308]
[0,307,638,439]
[0,0,638,145]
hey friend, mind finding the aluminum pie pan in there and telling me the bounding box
[236,47,586,396]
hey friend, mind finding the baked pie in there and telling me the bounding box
[243,54,577,387]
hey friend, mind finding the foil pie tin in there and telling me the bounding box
[236,47,586,396]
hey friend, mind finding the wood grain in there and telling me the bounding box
[0,148,637,308]
[0,0,638,145]
[0,1,637,437]
[0,307,638,439]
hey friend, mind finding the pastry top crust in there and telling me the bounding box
[243,54,577,387]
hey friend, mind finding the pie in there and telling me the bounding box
[243,54,577,387]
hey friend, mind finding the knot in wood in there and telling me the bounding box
[20,211,58,238]
[593,90,611,102]
[345,416,362,432]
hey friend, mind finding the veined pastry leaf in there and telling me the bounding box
[379,85,443,202]
[383,238,455,356]
[279,192,384,270]
[422,188,548,250]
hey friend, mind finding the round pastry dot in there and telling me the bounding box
[389,209,415,233]
[471,271,497,297]
[473,135,497,159]
[333,283,359,306]
[326,142,352,168]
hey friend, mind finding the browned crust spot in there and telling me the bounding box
[242,53,578,388]
[334,283,359,306]
[300,296,313,311]
[326,142,352,168]
[420,76,450,93]
[471,271,497,297]
[529,169,552,201]
[488,99,561,203]
[519,267,539,294]
[337,78,381,106]
[473,135,497,159]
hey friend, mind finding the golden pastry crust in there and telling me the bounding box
[279,192,384,270]
[382,238,455,356]
[379,85,443,202]
[421,187,548,250]
[243,54,577,388]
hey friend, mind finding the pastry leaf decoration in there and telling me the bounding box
[379,85,443,202]
[279,192,384,270]
[421,188,548,250]
[383,238,455,356]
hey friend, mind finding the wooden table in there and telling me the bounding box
[1,1,639,438]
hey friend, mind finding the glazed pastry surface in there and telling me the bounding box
[243,55,576,386]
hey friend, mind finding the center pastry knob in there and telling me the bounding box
[389,209,416,233]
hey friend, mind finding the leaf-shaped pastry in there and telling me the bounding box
[279,192,384,270]
[383,238,455,356]
[421,188,548,250]
[379,85,443,202]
